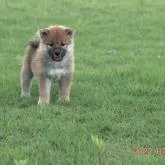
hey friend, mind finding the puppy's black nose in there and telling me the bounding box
[54,49,61,56]
[55,51,60,56]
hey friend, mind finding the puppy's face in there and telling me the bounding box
[40,26,73,61]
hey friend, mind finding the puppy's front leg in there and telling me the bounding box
[38,76,51,105]
[59,74,73,102]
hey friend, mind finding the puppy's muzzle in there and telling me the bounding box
[49,48,66,61]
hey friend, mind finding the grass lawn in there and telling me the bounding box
[0,0,165,164]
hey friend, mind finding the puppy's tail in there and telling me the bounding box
[29,35,40,49]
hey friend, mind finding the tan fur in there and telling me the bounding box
[20,25,75,105]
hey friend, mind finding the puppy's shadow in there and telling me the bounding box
[18,82,59,108]
[1,80,62,108]
[14,84,38,108]
[0,82,37,108]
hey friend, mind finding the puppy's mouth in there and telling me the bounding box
[51,55,62,61]
[49,48,66,62]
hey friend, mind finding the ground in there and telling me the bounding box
[0,0,165,164]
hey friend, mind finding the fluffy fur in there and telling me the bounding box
[20,25,75,105]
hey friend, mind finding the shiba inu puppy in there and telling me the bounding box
[20,25,75,105]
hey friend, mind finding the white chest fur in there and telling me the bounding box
[47,68,67,80]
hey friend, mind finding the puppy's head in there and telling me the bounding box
[40,25,73,61]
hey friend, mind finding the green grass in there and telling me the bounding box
[0,0,165,164]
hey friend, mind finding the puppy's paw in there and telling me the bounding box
[21,92,30,97]
[38,98,49,106]
[38,102,49,106]
[59,97,70,102]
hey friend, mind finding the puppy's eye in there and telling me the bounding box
[61,42,66,46]
[47,42,53,47]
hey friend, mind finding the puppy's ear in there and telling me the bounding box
[65,28,74,37]
[40,28,49,39]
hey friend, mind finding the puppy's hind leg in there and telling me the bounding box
[20,44,37,97]
[20,63,33,97]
